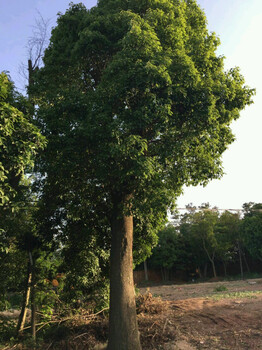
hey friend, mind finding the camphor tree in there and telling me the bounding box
[33,1,254,348]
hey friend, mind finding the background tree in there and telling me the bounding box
[215,211,243,277]
[241,203,262,262]
[190,207,219,278]
[0,72,45,208]
[149,224,188,281]
[33,1,254,348]
[179,207,210,278]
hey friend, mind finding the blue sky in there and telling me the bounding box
[1,0,261,209]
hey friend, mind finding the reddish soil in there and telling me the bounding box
[137,278,262,349]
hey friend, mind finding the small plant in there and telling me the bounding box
[210,290,262,301]
[213,285,228,292]
[0,298,11,311]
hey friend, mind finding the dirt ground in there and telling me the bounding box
[139,278,262,301]
[1,279,262,349]
[138,278,262,349]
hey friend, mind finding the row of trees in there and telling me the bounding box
[1,0,255,349]
[149,203,262,280]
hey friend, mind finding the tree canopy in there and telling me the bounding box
[0,72,45,208]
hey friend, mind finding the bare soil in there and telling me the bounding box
[138,278,262,349]
[1,279,262,349]
[139,278,262,301]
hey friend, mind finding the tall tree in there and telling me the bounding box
[33,1,254,348]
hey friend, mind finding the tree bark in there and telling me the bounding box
[238,241,244,279]
[144,260,148,282]
[242,251,250,273]
[17,257,32,334]
[161,267,164,281]
[107,195,141,350]
[204,263,207,278]
[222,261,227,277]
[211,260,217,278]
[203,241,217,278]
[30,252,36,340]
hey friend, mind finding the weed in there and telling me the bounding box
[213,285,228,292]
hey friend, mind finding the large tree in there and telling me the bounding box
[34,1,254,348]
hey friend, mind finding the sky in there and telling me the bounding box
[0,0,261,210]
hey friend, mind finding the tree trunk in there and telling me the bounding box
[204,263,207,278]
[144,260,148,281]
[30,252,36,340]
[17,258,32,334]
[164,268,169,281]
[203,243,217,278]
[223,261,227,277]
[242,251,250,273]
[238,241,244,279]
[107,196,141,350]
[211,260,217,278]
[161,267,164,281]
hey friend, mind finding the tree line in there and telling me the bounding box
[147,203,262,281]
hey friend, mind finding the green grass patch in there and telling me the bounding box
[209,290,262,301]
[213,285,228,292]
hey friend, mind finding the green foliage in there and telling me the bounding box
[179,205,219,276]
[0,318,16,343]
[33,0,254,280]
[0,297,11,311]
[58,219,110,310]
[241,203,262,261]
[215,211,240,268]
[149,224,187,270]
[0,244,27,297]
[213,285,228,292]
[0,72,45,207]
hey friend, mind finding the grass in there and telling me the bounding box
[213,285,228,292]
[209,290,262,301]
